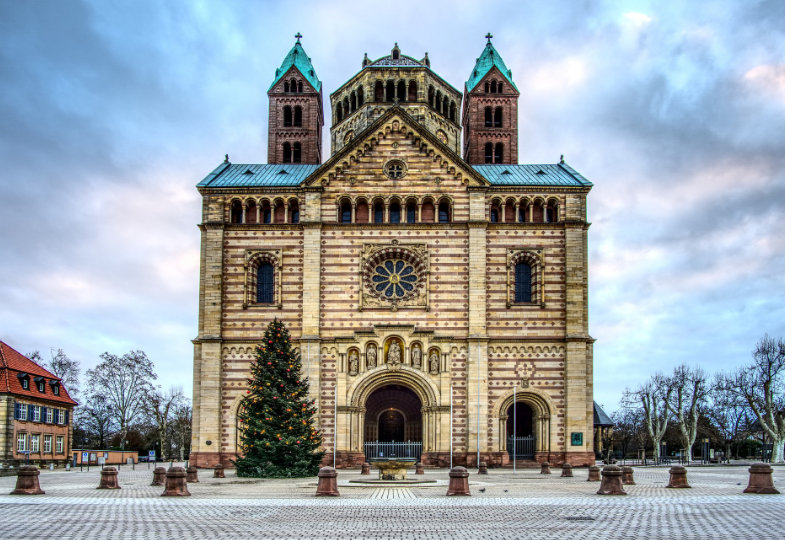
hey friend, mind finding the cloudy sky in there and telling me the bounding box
[1,0,783,411]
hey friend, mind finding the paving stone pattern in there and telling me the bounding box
[0,464,783,539]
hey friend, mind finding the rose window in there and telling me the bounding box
[371,259,417,298]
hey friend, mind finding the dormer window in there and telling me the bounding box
[34,376,45,393]
[50,380,61,395]
[17,372,30,390]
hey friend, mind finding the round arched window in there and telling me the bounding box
[384,159,407,179]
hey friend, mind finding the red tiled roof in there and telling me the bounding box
[0,341,77,405]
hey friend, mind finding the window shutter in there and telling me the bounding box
[64,410,69,424]
[14,403,21,420]
[41,406,48,423]
[28,404,34,419]
[53,408,60,424]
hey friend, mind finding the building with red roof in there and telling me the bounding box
[1,340,77,468]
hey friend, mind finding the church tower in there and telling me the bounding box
[267,35,323,164]
[462,35,519,165]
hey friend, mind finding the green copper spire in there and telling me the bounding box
[268,35,321,92]
[465,36,517,92]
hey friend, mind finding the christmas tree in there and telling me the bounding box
[235,318,323,477]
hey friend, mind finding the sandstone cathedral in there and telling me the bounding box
[190,35,595,468]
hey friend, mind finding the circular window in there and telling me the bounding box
[371,259,418,298]
[384,160,407,179]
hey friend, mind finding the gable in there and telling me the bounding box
[470,65,520,96]
[304,107,489,191]
[269,65,320,94]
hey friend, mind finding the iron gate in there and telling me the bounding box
[506,435,535,459]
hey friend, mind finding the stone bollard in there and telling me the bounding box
[666,465,690,488]
[361,462,371,475]
[10,466,45,495]
[213,464,225,478]
[478,462,488,475]
[587,465,601,482]
[561,463,573,477]
[316,466,339,496]
[162,467,190,496]
[621,466,636,485]
[596,465,626,495]
[540,461,551,475]
[415,462,425,475]
[186,466,199,483]
[151,466,167,486]
[97,466,120,489]
[743,463,780,494]
[446,466,471,496]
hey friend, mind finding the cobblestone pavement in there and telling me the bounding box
[1,464,784,539]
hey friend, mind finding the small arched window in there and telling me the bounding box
[351,91,357,112]
[262,201,272,224]
[498,82,504,93]
[246,200,257,224]
[490,207,499,223]
[421,200,434,223]
[450,102,456,122]
[358,87,364,106]
[356,199,369,223]
[284,82,290,92]
[532,201,545,223]
[289,200,299,224]
[494,107,502,128]
[504,201,515,223]
[485,107,493,127]
[515,262,532,303]
[518,203,529,223]
[438,201,450,223]
[491,80,497,93]
[273,200,285,223]
[257,262,275,303]
[428,86,435,107]
[485,81,490,93]
[340,200,352,223]
[294,106,302,127]
[389,201,401,224]
[230,200,243,224]
[545,201,558,223]
[386,81,395,102]
[484,142,493,164]
[408,81,417,101]
[282,142,292,163]
[373,200,384,223]
[283,106,292,127]
[397,80,406,101]
[336,103,344,122]
[494,143,504,164]
[375,81,384,102]
[293,142,302,163]
[297,81,303,93]
[406,201,417,224]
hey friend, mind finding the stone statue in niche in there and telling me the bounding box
[411,345,422,369]
[387,341,401,366]
[348,351,359,376]
[429,351,440,375]
[366,344,377,368]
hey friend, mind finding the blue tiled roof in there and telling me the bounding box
[473,164,592,187]
[466,41,518,92]
[594,401,613,426]
[269,42,321,92]
[197,163,319,188]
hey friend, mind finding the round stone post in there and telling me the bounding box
[446,466,470,496]
[560,463,573,477]
[213,464,225,478]
[587,465,601,482]
[316,466,339,496]
[621,466,636,485]
[161,466,191,496]
[186,466,199,483]
[415,462,425,475]
[743,463,780,494]
[478,462,488,475]
[97,466,120,489]
[10,466,45,495]
[540,461,551,475]
[151,466,167,486]
[666,465,691,488]
[361,462,371,475]
[597,465,627,495]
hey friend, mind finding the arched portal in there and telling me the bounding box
[506,402,535,459]
[363,384,422,459]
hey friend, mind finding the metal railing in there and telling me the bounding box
[364,441,422,460]
[506,435,535,459]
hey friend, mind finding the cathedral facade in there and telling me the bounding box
[190,37,595,468]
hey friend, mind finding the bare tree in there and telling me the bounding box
[26,348,80,398]
[709,373,752,461]
[86,350,157,451]
[80,393,116,449]
[145,386,184,461]
[624,374,672,463]
[170,402,192,461]
[669,364,709,462]
[719,335,785,463]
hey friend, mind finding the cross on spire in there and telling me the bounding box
[295,32,302,42]
[485,32,493,43]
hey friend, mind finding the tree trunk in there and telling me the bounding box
[772,437,784,463]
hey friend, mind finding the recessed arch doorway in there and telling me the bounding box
[363,384,422,460]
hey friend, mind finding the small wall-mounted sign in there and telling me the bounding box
[571,432,583,446]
